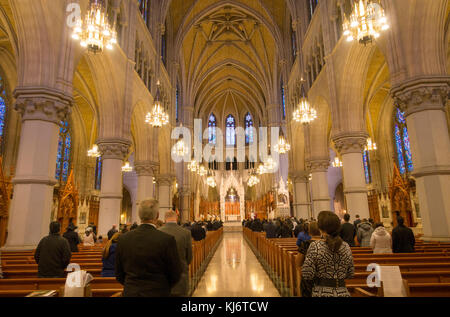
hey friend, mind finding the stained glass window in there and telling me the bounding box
[394,108,413,174]
[55,120,71,183]
[176,84,179,123]
[95,156,102,190]
[208,113,217,144]
[0,75,7,144]
[281,82,286,120]
[244,112,253,145]
[363,150,372,184]
[226,115,236,146]
[138,0,149,24]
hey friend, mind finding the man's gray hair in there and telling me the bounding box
[139,199,159,222]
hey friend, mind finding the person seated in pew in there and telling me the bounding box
[296,223,312,248]
[115,199,182,297]
[370,223,392,254]
[191,222,206,241]
[392,216,415,253]
[357,219,374,248]
[308,221,321,237]
[63,223,80,252]
[339,213,356,247]
[264,220,278,239]
[34,222,72,278]
[301,211,354,297]
[83,227,95,246]
[102,232,121,277]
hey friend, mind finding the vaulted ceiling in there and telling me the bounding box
[167,0,290,125]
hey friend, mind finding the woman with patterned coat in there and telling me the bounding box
[301,211,355,297]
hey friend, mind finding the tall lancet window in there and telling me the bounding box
[281,81,286,120]
[245,112,254,145]
[363,150,372,184]
[394,107,413,174]
[0,75,8,153]
[138,0,149,24]
[55,120,72,183]
[226,115,236,146]
[95,156,102,190]
[176,84,179,123]
[208,114,217,145]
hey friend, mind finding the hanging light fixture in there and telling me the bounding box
[198,165,207,177]
[187,156,199,173]
[343,0,390,45]
[206,171,217,188]
[247,170,260,187]
[71,0,117,53]
[365,137,377,151]
[274,130,291,154]
[87,144,101,157]
[332,157,343,168]
[257,164,266,175]
[293,80,317,124]
[172,131,189,159]
[146,81,169,128]
[121,161,133,172]
[263,157,277,173]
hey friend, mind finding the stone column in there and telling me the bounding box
[393,81,450,241]
[134,160,157,223]
[308,159,331,217]
[179,187,191,223]
[4,90,71,250]
[291,171,310,220]
[97,138,130,236]
[333,132,370,220]
[156,174,174,221]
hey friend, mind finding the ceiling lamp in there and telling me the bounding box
[248,171,260,187]
[293,81,317,124]
[343,0,389,45]
[206,172,217,188]
[172,136,189,159]
[146,81,169,128]
[71,0,117,53]
[274,131,291,154]
[187,157,199,173]
[332,157,343,168]
[198,165,207,177]
[263,157,277,173]
[121,161,133,172]
[257,164,266,175]
[365,138,377,151]
[87,144,101,157]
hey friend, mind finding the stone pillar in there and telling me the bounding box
[97,138,130,236]
[393,81,450,241]
[4,90,71,250]
[308,159,331,217]
[179,187,191,223]
[157,174,174,221]
[134,161,157,223]
[291,172,310,220]
[333,132,370,220]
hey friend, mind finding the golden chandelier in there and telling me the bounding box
[293,81,317,124]
[121,161,133,172]
[206,172,217,188]
[365,138,377,151]
[343,0,389,45]
[274,132,291,154]
[146,81,169,128]
[247,171,260,187]
[87,144,101,158]
[72,0,117,53]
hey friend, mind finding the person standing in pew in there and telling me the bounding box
[34,222,72,278]
[264,221,278,238]
[357,219,374,247]
[392,216,415,253]
[370,223,392,254]
[339,213,356,247]
[107,225,118,240]
[301,211,354,297]
[159,211,193,297]
[115,199,182,297]
[102,232,121,277]
[63,223,80,252]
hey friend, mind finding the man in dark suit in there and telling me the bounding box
[340,213,356,247]
[353,214,361,229]
[34,222,71,278]
[190,222,206,241]
[115,199,182,297]
[264,221,278,238]
[159,211,193,297]
[107,225,118,240]
[392,216,416,253]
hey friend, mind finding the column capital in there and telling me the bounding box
[134,160,159,176]
[391,77,449,117]
[97,138,131,160]
[289,171,309,183]
[332,132,368,155]
[307,159,330,173]
[14,87,72,124]
[156,174,175,186]
[179,187,191,196]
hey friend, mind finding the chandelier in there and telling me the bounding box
[343,0,389,45]
[172,138,188,159]
[263,157,277,173]
[257,164,266,175]
[206,172,217,188]
[71,0,117,53]
[198,165,207,177]
[293,81,317,124]
[121,161,133,172]
[87,144,101,157]
[146,81,169,128]
[365,138,377,151]
[332,157,343,168]
[187,157,199,173]
[247,171,260,187]
[274,132,291,154]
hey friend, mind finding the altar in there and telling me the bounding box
[220,172,245,222]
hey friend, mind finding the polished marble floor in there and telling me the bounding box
[192,232,280,297]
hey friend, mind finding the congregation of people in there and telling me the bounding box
[25,201,223,297]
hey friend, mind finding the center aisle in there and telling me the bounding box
[192,231,280,297]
